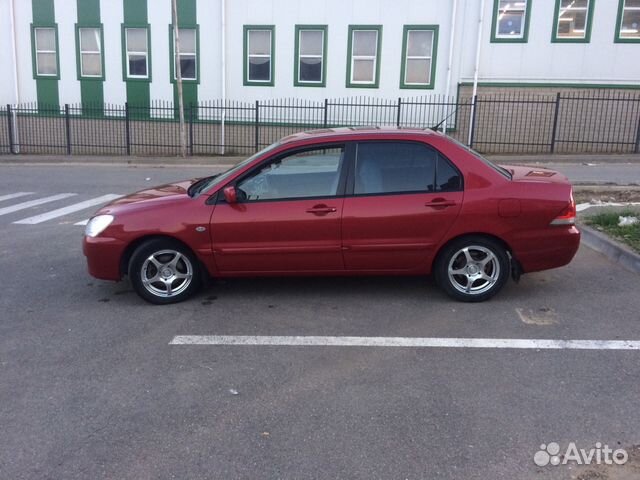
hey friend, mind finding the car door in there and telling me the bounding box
[211,144,349,273]
[341,141,463,271]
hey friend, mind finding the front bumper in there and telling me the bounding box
[82,235,127,281]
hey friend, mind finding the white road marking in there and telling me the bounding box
[74,219,89,226]
[13,194,121,225]
[0,193,77,217]
[0,192,34,203]
[169,335,640,350]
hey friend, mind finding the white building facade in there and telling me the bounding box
[0,0,639,110]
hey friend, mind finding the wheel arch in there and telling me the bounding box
[120,234,202,278]
[432,232,517,273]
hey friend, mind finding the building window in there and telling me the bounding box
[294,25,327,87]
[400,26,438,89]
[32,26,59,77]
[616,0,640,42]
[346,25,382,88]
[76,26,104,78]
[244,26,275,86]
[124,27,150,79]
[552,0,594,42]
[171,27,198,81]
[491,0,531,42]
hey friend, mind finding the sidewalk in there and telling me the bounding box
[2,152,640,185]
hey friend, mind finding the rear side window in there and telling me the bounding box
[354,142,461,195]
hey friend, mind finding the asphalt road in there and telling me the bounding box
[1,165,640,480]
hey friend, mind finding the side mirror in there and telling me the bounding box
[223,186,238,204]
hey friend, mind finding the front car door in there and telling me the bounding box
[211,144,349,273]
[341,140,463,271]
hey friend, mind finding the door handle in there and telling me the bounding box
[306,204,337,215]
[425,198,457,208]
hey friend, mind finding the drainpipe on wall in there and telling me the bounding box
[220,0,226,155]
[442,0,458,134]
[8,0,21,152]
[468,0,486,146]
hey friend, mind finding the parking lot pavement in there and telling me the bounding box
[1,165,640,479]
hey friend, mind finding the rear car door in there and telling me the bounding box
[211,144,348,273]
[341,141,463,271]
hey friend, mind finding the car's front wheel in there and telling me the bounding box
[435,236,510,302]
[129,239,202,304]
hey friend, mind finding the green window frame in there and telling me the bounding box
[243,25,275,86]
[169,25,200,83]
[294,25,327,87]
[346,25,382,88]
[552,0,594,42]
[490,0,532,43]
[615,0,640,43]
[31,24,60,79]
[121,24,152,81]
[75,24,105,80]
[400,25,439,89]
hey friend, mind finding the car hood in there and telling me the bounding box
[96,179,200,215]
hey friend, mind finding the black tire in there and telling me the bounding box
[434,236,510,302]
[129,238,202,305]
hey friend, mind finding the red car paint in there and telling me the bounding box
[83,128,580,282]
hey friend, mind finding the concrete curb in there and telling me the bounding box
[579,223,640,275]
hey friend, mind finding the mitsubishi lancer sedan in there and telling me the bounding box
[83,127,580,304]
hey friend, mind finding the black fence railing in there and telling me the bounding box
[2,90,640,156]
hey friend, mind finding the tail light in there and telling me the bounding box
[550,191,576,226]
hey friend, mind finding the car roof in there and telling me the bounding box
[278,126,442,144]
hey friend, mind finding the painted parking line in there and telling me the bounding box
[0,193,77,217]
[169,335,640,350]
[74,219,89,226]
[13,194,121,225]
[0,192,34,203]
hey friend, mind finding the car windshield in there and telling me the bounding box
[198,142,282,194]
[447,137,512,179]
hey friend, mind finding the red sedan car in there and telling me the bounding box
[83,127,579,304]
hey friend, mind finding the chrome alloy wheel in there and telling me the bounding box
[447,245,500,295]
[140,249,193,298]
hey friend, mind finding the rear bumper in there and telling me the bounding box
[82,235,127,281]
[512,226,581,273]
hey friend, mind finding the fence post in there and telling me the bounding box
[189,103,194,156]
[7,105,15,154]
[396,98,402,127]
[125,102,131,156]
[64,104,72,155]
[469,95,478,148]
[635,109,640,154]
[323,99,328,128]
[254,100,260,152]
[550,92,561,153]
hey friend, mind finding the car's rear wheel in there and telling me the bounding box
[435,236,510,302]
[129,239,202,304]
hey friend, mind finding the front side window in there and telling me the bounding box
[492,0,531,42]
[78,27,103,77]
[616,0,640,41]
[354,142,461,195]
[553,0,593,42]
[401,26,438,89]
[125,27,149,79]
[236,146,345,201]
[245,26,274,85]
[347,26,382,88]
[172,28,198,81]
[295,26,327,86]
[33,27,58,77]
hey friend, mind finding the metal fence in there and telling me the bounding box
[1,90,640,156]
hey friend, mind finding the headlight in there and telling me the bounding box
[85,215,114,237]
